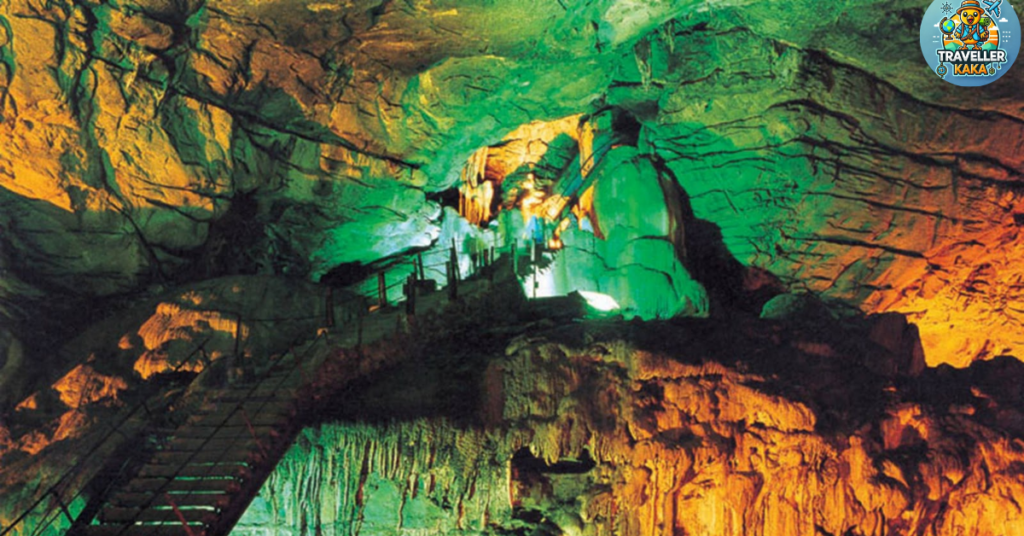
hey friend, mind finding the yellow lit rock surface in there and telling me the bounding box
[133,301,247,379]
[235,320,1024,536]
[52,364,127,408]
[492,328,1024,536]
[2,0,1024,369]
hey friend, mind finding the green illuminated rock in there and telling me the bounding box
[529,145,708,319]
[231,421,512,536]
[1,0,1023,364]
[2,1,1024,535]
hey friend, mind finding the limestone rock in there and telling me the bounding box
[234,319,1024,536]
[2,1,1024,534]
[0,275,332,460]
[0,0,1022,367]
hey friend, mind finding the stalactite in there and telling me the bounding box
[230,321,1024,536]
[458,148,493,226]
[233,420,514,536]
[660,20,676,55]
[634,37,653,92]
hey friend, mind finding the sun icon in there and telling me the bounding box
[941,2,954,13]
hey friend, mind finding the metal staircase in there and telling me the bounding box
[3,246,517,536]
[71,337,326,536]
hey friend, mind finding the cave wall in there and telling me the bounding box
[1,0,1024,533]
[231,421,512,536]
[2,0,1022,370]
[233,322,1024,536]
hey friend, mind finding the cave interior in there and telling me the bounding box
[2,0,1024,535]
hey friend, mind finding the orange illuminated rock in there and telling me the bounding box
[232,318,1024,536]
[52,364,128,408]
[490,324,1024,536]
[133,301,246,379]
[868,217,1024,368]
[1,0,1023,373]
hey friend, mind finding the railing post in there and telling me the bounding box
[487,248,495,282]
[377,272,387,309]
[164,494,199,536]
[446,261,458,301]
[448,239,460,300]
[404,273,416,316]
[239,408,269,459]
[449,239,460,280]
[531,244,538,299]
[226,313,243,385]
[512,239,518,275]
[50,489,74,525]
[233,313,243,358]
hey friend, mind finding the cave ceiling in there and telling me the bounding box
[3,1,1024,535]
[1,0,1023,366]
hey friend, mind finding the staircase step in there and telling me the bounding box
[99,505,215,524]
[138,462,250,479]
[195,400,295,418]
[152,446,263,466]
[163,437,257,452]
[188,411,290,428]
[209,393,293,403]
[166,425,278,440]
[208,425,282,439]
[210,384,298,399]
[208,393,297,405]
[110,491,231,509]
[78,525,207,536]
[124,477,241,494]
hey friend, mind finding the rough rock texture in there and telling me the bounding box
[2,0,1024,534]
[3,272,1023,535]
[0,275,332,458]
[232,317,1024,536]
[532,143,709,320]
[232,421,513,536]
[1,0,1023,369]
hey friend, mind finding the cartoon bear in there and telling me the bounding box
[943,0,991,51]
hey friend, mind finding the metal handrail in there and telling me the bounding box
[100,333,330,536]
[2,239,521,536]
[1,338,214,536]
[67,245,509,533]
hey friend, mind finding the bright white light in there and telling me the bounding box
[522,263,558,299]
[578,291,620,312]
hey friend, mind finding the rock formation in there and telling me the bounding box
[233,318,1024,536]
[1,0,1023,534]
[1,0,1022,366]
